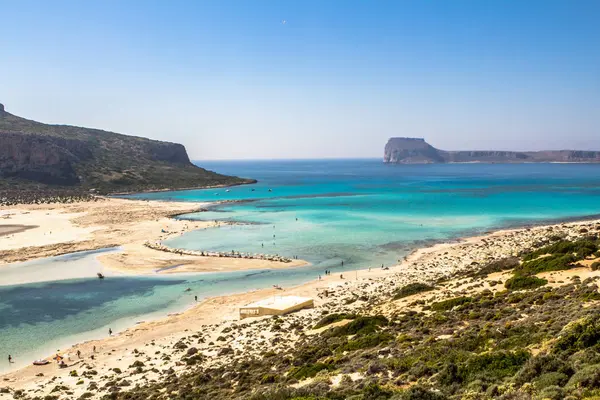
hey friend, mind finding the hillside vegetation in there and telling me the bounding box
[83,236,600,400]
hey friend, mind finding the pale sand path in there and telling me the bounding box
[0,198,309,273]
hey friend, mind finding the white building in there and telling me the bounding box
[239,296,314,319]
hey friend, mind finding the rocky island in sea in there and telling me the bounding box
[384,137,600,164]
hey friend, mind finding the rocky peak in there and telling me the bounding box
[0,103,5,116]
[384,137,444,163]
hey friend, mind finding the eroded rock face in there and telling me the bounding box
[0,132,81,185]
[383,138,444,163]
[383,137,600,164]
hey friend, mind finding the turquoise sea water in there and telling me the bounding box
[2,160,600,372]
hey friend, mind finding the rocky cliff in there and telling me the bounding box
[384,137,600,164]
[0,103,254,194]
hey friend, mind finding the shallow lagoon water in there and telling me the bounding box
[2,160,600,372]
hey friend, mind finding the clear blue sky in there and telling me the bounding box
[1,0,599,159]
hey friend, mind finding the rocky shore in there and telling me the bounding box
[144,241,295,263]
[2,217,599,399]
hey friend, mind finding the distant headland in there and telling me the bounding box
[0,102,255,203]
[384,137,600,164]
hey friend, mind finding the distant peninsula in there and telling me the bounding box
[0,103,254,201]
[384,137,600,164]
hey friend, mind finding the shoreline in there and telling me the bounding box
[2,216,600,394]
[109,179,257,196]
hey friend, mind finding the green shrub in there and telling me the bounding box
[330,315,388,336]
[288,363,333,380]
[566,364,600,389]
[393,283,434,300]
[398,386,446,400]
[523,240,598,261]
[514,354,573,385]
[431,296,472,312]
[536,385,565,400]
[516,254,578,275]
[460,350,530,383]
[313,313,356,329]
[129,360,144,368]
[533,372,569,390]
[475,257,520,277]
[591,262,600,271]
[554,316,600,354]
[260,374,277,384]
[340,332,394,351]
[505,276,548,291]
[359,383,394,399]
[294,345,332,366]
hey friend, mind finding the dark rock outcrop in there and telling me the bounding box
[384,137,600,164]
[0,103,254,194]
[384,138,445,164]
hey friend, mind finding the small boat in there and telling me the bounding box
[268,189,272,192]
[33,359,49,366]
[97,273,105,279]
[226,189,230,192]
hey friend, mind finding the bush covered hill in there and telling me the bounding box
[0,103,254,200]
[66,235,600,400]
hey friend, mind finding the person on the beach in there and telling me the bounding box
[341,260,344,266]
[340,274,344,279]
[93,346,96,353]
[108,328,112,336]
[195,295,198,302]
[8,355,12,363]
[77,350,81,359]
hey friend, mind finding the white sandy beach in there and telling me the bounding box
[1,215,600,398]
[0,198,309,273]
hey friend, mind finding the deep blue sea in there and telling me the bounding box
[2,160,600,372]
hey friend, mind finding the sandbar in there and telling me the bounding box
[0,197,308,274]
